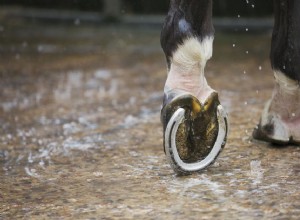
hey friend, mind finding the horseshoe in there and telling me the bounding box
[164,105,228,174]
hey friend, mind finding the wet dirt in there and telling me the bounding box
[0,17,299,219]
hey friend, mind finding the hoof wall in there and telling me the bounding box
[253,122,300,146]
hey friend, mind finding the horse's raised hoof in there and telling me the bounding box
[161,90,228,175]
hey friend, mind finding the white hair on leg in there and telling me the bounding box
[260,99,290,142]
[164,37,214,100]
[274,70,300,94]
[172,37,214,71]
[259,70,300,142]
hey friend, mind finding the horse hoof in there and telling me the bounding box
[252,99,300,146]
[161,90,228,175]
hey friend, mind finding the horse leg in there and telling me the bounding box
[253,0,300,145]
[160,0,228,175]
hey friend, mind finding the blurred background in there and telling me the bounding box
[1,0,273,17]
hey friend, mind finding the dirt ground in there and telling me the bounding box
[0,16,299,219]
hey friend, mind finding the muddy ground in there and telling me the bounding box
[0,16,299,219]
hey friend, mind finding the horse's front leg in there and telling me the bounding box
[160,0,228,175]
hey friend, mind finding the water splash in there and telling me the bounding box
[166,174,225,196]
[250,160,264,185]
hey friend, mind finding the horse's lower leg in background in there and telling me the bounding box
[253,0,300,144]
[160,0,228,175]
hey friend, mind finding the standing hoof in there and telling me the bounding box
[253,121,300,146]
[161,90,228,175]
[252,121,290,145]
[252,99,300,146]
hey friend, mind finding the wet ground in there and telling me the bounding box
[1,15,300,219]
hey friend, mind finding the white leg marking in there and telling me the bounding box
[165,37,214,102]
[260,99,289,142]
[259,70,300,142]
[274,70,300,94]
[172,37,213,69]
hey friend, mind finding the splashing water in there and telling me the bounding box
[250,160,264,185]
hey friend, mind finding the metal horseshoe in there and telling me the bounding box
[164,105,228,174]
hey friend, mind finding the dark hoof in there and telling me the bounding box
[252,122,288,145]
[253,121,300,146]
[161,90,228,175]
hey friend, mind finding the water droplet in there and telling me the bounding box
[237,15,241,18]
[93,171,103,177]
[244,70,247,74]
[259,66,262,70]
[251,4,255,8]
[246,28,249,32]
[292,113,296,117]
[246,51,249,54]
[244,101,248,105]
[232,44,236,47]
[22,41,28,48]
[74,18,80,25]
[283,65,286,70]
[39,160,45,166]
